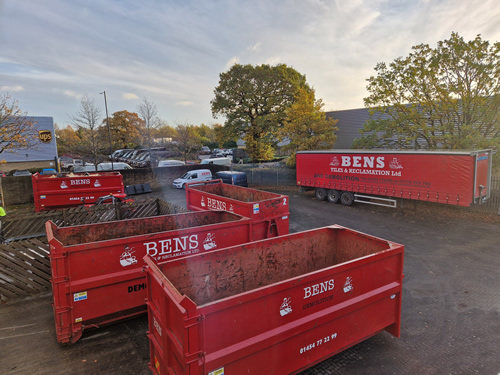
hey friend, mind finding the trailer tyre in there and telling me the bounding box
[315,188,327,201]
[327,189,340,203]
[340,191,355,206]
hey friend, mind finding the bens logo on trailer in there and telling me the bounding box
[337,155,385,169]
[329,155,404,176]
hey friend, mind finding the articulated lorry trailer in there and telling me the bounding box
[296,150,492,208]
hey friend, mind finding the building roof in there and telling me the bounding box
[326,108,371,149]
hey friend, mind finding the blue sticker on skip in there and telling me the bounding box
[74,292,88,302]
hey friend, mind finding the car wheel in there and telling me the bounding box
[327,189,340,203]
[340,191,355,206]
[315,188,327,201]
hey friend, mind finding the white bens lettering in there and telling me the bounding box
[145,242,158,257]
[144,235,200,258]
[304,287,312,299]
[363,157,374,168]
[189,235,198,249]
[158,239,172,255]
[173,237,187,252]
[341,156,351,167]
[303,278,335,299]
[376,156,385,168]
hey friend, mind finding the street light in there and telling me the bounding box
[100,91,114,171]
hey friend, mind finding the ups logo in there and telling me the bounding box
[38,130,52,143]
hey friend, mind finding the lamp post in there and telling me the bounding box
[100,91,114,171]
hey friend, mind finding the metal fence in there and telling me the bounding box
[231,163,297,187]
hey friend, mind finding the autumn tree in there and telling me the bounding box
[280,87,338,167]
[0,95,38,159]
[154,120,177,143]
[104,110,144,150]
[70,94,102,165]
[211,64,309,161]
[55,124,81,156]
[354,32,500,151]
[172,124,201,162]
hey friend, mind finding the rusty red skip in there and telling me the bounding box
[185,179,290,239]
[47,209,286,345]
[145,225,404,374]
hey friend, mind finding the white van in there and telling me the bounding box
[200,157,231,166]
[158,160,185,167]
[173,169,212,189]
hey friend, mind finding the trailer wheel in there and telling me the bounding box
[315,188,327,201]
[327,189,340,203]
[340,191,355,206]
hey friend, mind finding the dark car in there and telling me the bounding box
[215,171,248,187]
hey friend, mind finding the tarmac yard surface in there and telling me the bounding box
[1,187,499,374]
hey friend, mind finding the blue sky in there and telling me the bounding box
[1,0,500,128]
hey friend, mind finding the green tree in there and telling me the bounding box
[211,63,309,161]
[280,87,338,167]
[354,32,500,150]
[0,95,38,159]
[172,124,202,162]
[213,123,236,149]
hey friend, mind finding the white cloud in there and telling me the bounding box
[175,101,194,107]
[225,57,240,69]
[265,56,282,65]
[122,93,139,100]
[0,85,24,92]
[1,0,500,126]
[247,42,262,52]
[63,90,81,98]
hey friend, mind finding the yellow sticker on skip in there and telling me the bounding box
[73,291,87,302]
[208,368,224,375]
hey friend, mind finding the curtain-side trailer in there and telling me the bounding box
[296,150,492,207]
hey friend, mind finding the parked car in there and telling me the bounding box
[201,157,231,166]
[173,169,212,189]
[60,158,84,171]
[200,146,211,155]
[97,162,132,171]
[73,164,97,173]
[215,171,248,187]
[118,150,135,162]
[158,160,185,167]
[12,170,32,176]
[109,149,127,160]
